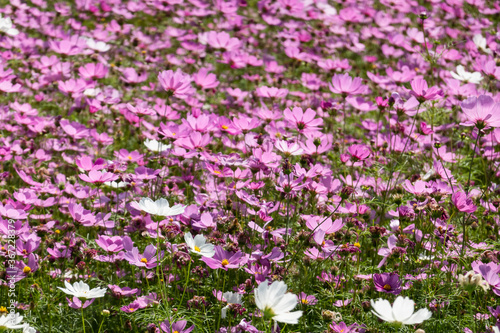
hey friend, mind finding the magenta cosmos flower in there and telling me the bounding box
[158,69,194,99]
[329,73,366,96]
[201,246,244,271]
[373,272,402,295]
[451,192,477,213]
[460,95,500,129]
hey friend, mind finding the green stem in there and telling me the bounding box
[179,259,192,307]
[81,306,86,333]
[465,131,481,194]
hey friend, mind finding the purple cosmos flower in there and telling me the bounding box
[329,321,363,333]
[67,297,95,309]
[201,246,245,271]
[373,272,402,295]
[160,320,194,333]
[298,292,317,305]
[123,245,161,269]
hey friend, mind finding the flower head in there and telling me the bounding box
[373,273,402,295]
[370,296,431,325]
[450,65,483,84]
[254,280,303,325]
[134,198,186,216]
[58,280,107,300]
[184,232,215,258]
[460,95,500,129]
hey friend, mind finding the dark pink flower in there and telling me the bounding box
[452,192,477,213]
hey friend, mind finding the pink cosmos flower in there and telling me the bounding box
[408,78,443,101]
[283,107,323,133]
[79,170,119,184]
[206,31,241,51]
[96,236,124,252]
[120,68,148,83]
[329,73,366,96]
[403,180,433,197]
[67,297,95,309]
[79,63,108,79]
[451,192,477,213]
[0,79,22,92]
[193,68,219,89]
[158,69,194,99]
[255,86,289,98]
[460,95,500,129]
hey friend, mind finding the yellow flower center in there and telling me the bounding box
[214,170,221,174]
[128,156,133,160]
[194,246,201,252]
[0,306,7,313]
[140,258,148,263]
[172,132,176,136]
[222,125,229,130]
[354,242,361,248]
[173,331,179,333]
[383,284,392,291]
[129,308,136,312]
[221,259,229,266]
[23,267,31,274]
[301,299,308,304]
[55,230,60,234]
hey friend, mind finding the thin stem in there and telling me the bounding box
[179,259,192,307]
[81,306,86,333]
[465,131,481,194]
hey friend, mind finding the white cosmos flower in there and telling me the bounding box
[371,296,432,325]
[135,197,186,216]
[254,280,303,326]
[144,139,171,152]
[58,280,107,300]
[221,291,244,318]
[23,324,37,333]
[104,180,128,188]
[86,38,111,52]
[184,232,215,258]
[450,65,483,84]
[0,14,19,36]
[83,88,101,97]
[0,313,25,330]
[492,325,500,333]
[473,34,492,54]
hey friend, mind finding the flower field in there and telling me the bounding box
[0,0,500,332]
